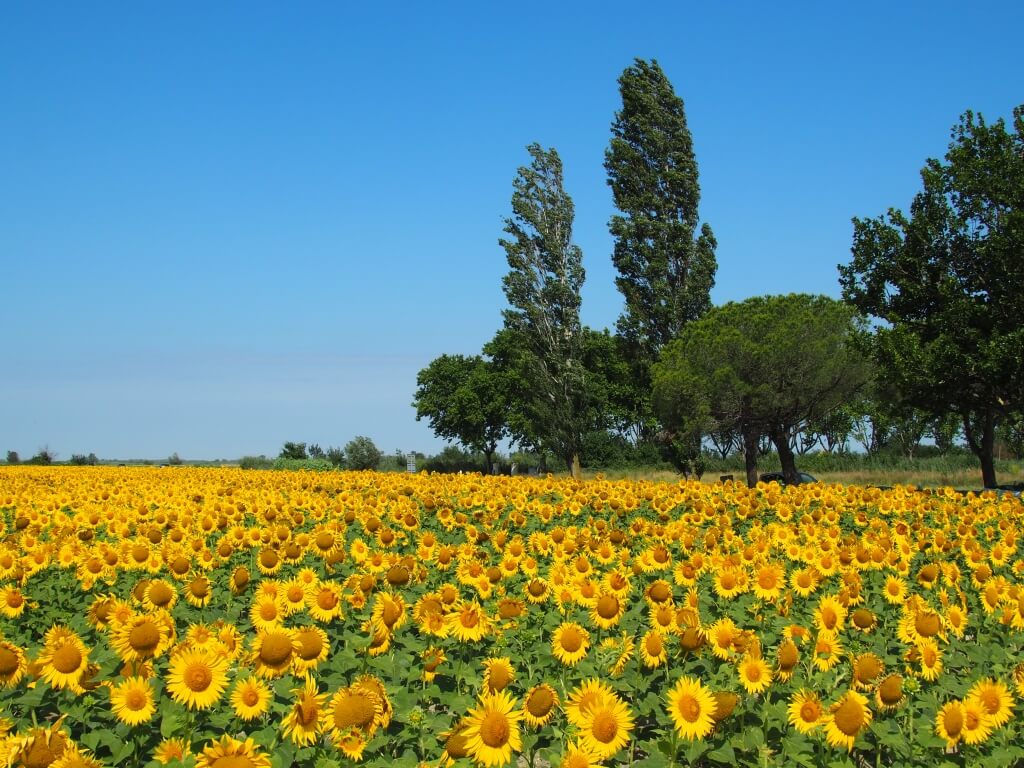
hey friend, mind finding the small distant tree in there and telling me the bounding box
[28,447,56,465]
[70,453,99,466]
[5,451,19,465]
[307,444,325,459]
[325,447,345,467]
[167,452,183,466]
[345,436,382,471]
[279,442,308,460]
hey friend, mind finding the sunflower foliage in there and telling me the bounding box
[0,467,1023,768]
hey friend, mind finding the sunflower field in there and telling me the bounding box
[1,467,1024,768]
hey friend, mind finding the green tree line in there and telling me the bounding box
[414,58,1024,488]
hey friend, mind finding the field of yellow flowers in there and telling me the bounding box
[0,467,1023,768]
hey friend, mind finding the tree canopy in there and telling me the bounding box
[653,294,869,486]
[840,105,1024,487]
[413,354,507,474]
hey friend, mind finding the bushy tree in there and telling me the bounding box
[279,442,308,460]
[325,447,345,467]
[654,295,869,486]
[841,105,1024,487]
[344,436,382,471]
[413,354,507,473]
[167,452,183,466]
[5,451,19,465]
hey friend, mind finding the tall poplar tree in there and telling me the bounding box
[605,58,717,435]
[500,143,588,478]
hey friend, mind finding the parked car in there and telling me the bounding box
[760,471,817,485]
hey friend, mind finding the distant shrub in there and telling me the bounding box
[272,458,333,472]
[68,453,98,466]
[422,446,483,474]
[279,442,308,460]
[167,452,183,466]
[239,455,274,470]
[5,451,18,465]
[27,448,55,465]
[345,436,382,471]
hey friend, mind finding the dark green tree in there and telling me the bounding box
[413,354,508,474]
[840,105,1024,487]
[344,436,382,471]
[5,451,19,465]
[654,295,869,486]
[279,442,308,460]
[500,143,588,479]
[605,58,717,436]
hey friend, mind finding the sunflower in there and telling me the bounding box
[439,720,472,766]
[775,639,799,681]
[370,591,407,637]
[230,674,272,721]
[916,639,943,681]
[752,562,785,601]
[935,700,965,748]
[523,683,559,727]
[558,739,603,768]
[323,683,384,748]
[525,578,549,604]
[737,654,772,696]
[1,719,71,768]
[166,646,229,710]
[292,625,329,674]
[578,691,633,759]
[462,689,523,767]
[229,566,251,595]
[961,697,994,745]
[875,674,905,711]
[109,676,156,726]
[552,623,590,666]
[194,735,271,768]
[144,579,178,611]
[812,632,843,672]
[0,587,27,618]
[111,612,174,664]
[882,575,907,604]
[707,617,740,661]
[640,629,668,668]
[250,627,299,678]
[184,575,212,608]
[444,600,489,642]
[967,678,1014,728]
[712,568,747,599]
[0,640,27,688]
[589,592,624,629]
[306,581,345,623]
[249,594,286,630]
[823,690,872,752]
[37,625,90,693]
[282,676,326,746]
[814,595,846,635]
[851,653,884,691]
[666,675,716,741]
[482,657,515,694]
[565,679,616,728]
[789,567,820,598]
[788,689,824,734]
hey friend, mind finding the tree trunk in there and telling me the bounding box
[742,425,760,488]
[770,425,800,485]
[964,410,998,488]
[567,453,582,481]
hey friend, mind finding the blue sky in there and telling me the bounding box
[2,2,1021,460]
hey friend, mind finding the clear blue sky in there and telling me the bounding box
[2,2,1021,460]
